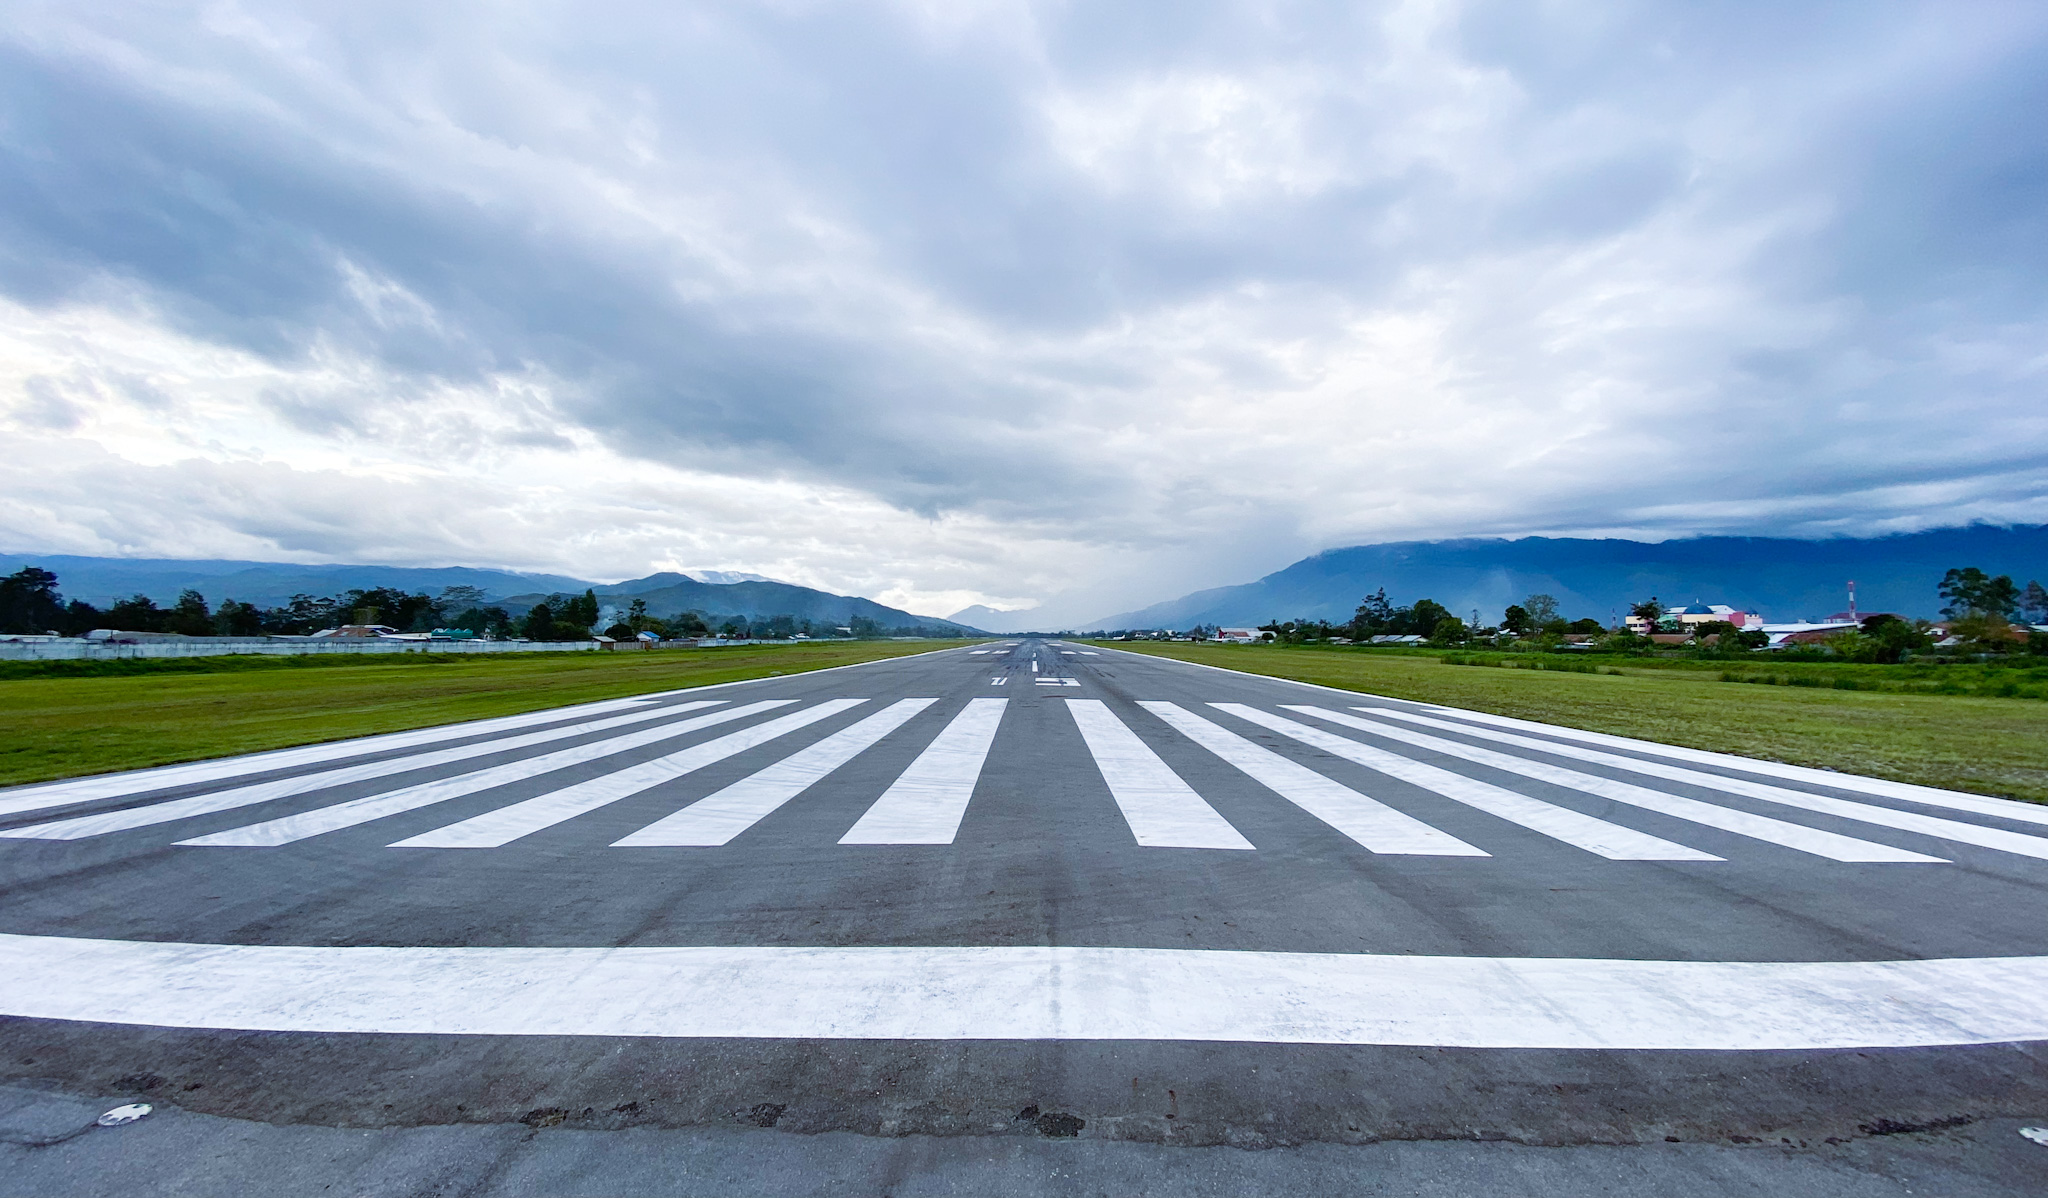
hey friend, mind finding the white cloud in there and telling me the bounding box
[1,0,2044,624]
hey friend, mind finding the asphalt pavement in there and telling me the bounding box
[3,639,2045,1194]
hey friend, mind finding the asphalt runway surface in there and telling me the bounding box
[3,640,2045,1192]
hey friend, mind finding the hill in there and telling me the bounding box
[504,574,982,634]
[1089,524,2048,630]
[0,554,981,634]
[0,554,589,609]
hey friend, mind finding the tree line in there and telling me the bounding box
[0,567,964,641]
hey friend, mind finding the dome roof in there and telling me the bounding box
[1681,603,1715,615]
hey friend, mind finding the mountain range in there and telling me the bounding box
[0,554,981,634]
[1088,524,2048,631]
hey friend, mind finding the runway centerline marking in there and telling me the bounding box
[3,932,2043,1050]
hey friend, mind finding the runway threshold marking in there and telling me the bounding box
[391,700,870,848]
[1285,707,1941,863]
[3,701,730,841]
[1421,706,2048,825]
[615,699,936,847]
[0,694,671,821]
[1065,700,1253,850]
[4,932,2044,1049]
[1368,708,2048,860]
[1218,704,1719,861]
[840,698,1007,845]
[1139,702,1486,856]
[177,701,796,847]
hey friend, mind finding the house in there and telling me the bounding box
[1216,628,1267,644]
[310,624,400,639]
[1624,603,1762,634]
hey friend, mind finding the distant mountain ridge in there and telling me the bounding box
[504,574,980,633]
[1090,524,2048,630]
[0,553,981,634]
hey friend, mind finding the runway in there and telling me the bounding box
[3,639,2045,1149]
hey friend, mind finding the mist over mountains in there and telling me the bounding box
[0,555,980,634]
[1089,525,2048,631]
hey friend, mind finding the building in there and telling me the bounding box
[1216,628,1268,643]
[1624,603,1762,634]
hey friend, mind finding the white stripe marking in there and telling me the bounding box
[1369,708,2048,862]
[175,701,794,847]
[1065,700,1253,850]
[4,932,2043,1049]
[1283,707,1940,864]
[1215,705,1720,862]
[1138,703,1484,856]
[840,699,1007,845]
[391,701,868,848]
[1419,706,2048,828]
[0,695,662,818]
[615,700,936,847]
[2,702,729,841]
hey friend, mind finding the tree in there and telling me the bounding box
[1522,594,1560,628]
[104,594,166,632]
[214,599,265,636]
[521,602,556,641]
[1427,615,1470,645]
[1406,599,1452,638]
[438,585,487,611]
[1629,597,1664,629]
[1350,588,1396,638]
[1938,567,2019,620]
[2021,580,2048,624]
[1859,613,1931,663]
[0,567,65,634]
[1567,617,1605,635]
[164,589,212,636]
[1500,604,1533,636]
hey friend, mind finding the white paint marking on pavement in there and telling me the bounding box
[1065,700,1254,850]
[1031,661,1039,673]
[2,702,728,841]
[174,701,795,847]
[990,677,1007,686]
[615,699,937,847]
[1284,707,1941,864]
[4,932,2045,1050]
[1215,705,1720,862]
[1369,708,2048,862]
[391,701,869,848]
[840,699,1008,845]
[1416,706,2048,829]
[1139,703,1485,856]
[0,695,664,818]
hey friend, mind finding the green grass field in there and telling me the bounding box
[0,642,977,787]
[1098,642,2048,804]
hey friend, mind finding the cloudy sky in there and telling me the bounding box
[2,1,2044,625]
